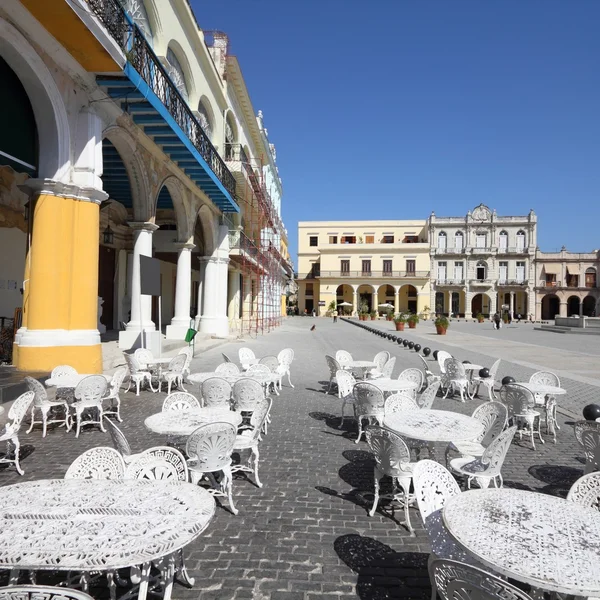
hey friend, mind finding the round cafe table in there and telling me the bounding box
[346,360,376,379]
[370,379,419,394]
[145,407,242,437]
[515,382,566,397]
[443,488,600,596]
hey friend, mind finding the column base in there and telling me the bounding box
[166,320,193,341]
[198,315,229,338]
[126,320,156,333]
[119,330,162,356]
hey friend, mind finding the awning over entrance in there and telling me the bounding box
[543,264,561,275]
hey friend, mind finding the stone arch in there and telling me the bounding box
[454,230,464,248]
[0,17,70,181]
[437,230,447,248]
[197,95,215,141]
[475,260,488,280]
[541,294,560,320]
[585,267,597,288]
[583,295,597,317]
[153,175,190,240]
[471,293,491,317]
[193,203,217,256]
[567,295,580,317]
[166,40,194,102]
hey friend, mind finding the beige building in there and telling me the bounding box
[535,248,599,320]
[297,221,431,316]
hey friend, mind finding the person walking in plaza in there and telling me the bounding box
[333,309,338,323]
[493,312,501,330]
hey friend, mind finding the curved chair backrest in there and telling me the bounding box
[417,353,432,372]
[397,368,425,391]
[186,422,237,472]
[74,375,108,403]
[500,384,536,418]
[581,429,600,472]
[162,392,200,412]
[51,365,78,379]
[221,353,233,363]
[0,586,95,600]
[437,351,453,373]
[239,347,256,364]
[325,355,341,378]
[372,351,390,372]
[104,418,133,458]
[25,376,48,406]
[167,353,187,373]
[8,391,35,430]
[215,362,240,376]
[246,364,271,377]
[232,378,264,411]
[566,472,600,510]
[381,356,396,379]
[277,348,294,366]
[445,358,466,380]
[134,348,154,366]
[412,460,461,522]
[488,358,501,380]
[124,446,188,481]
[201,377,232,408]
[335,350,353,367]
[109,366,128,394]
[471,401,508,445]
[480,425,517,476]
[239,397,272,443]
[353,382,385,418]
[336,369,355,398]
[429,559,534,600]
[178,346,193,370]
[259,355,280,373]
[65,447,125,480]
[123,352,142,375]
[365,425,412,478]
[529,370,560,388]
[417,381,441,409]
[384,393,419,415]
[574,419,600,446]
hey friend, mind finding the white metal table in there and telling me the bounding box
[515,383,566,397]
[0,479,215,600]
[45,374,111,388]
[371,379,419,394]
[346,360,377,379]
[145,407,243,436]
[443,488,600,596]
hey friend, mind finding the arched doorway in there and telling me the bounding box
[399,284,417,313]
[357,284,375,313]
[336,284,353,315]
[567,296,580,317]
[377,285,395,310]
[471,293,490,317]
[582,295,597,317]
[541,294,559,320]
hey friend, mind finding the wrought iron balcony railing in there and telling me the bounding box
[498,279,528,286]
[228,230,259,259]
[87,0,236,198]
[434,279,465,286]
[317,271,430,278]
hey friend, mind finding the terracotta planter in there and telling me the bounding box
[371,316,377,320]
[436,326,447,335]
[477,318,484,323]
[395,322,405,331]
[387,317,393,322]
[408,322,416,329]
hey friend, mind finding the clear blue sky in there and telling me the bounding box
[191,0,600,262]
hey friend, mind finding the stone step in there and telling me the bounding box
[535,325,600,336]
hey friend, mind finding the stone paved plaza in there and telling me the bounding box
[3,317,599,599]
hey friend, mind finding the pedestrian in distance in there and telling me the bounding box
[493,312,501,330]
[333,309,338,323]
[312,308,316,318]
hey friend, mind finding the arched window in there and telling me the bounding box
[585,267,597,288]
[197,100,212,140]
[437,231,447,250]
[476,261,487,281]
[166,47,188,101]
[454,231,464,250]
[498,230,508,250]
[123,0,153,44]
[516,230,526,250]
[225,114,236,160]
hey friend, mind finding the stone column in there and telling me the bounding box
[352,286,359,316]
[394,286,401,314]
[228,269,241,321]
[509,292,515,318]
[559,301,567,318]
[489,292,497,317]
[195,258,206,328]
[166,242,195,340]
[199,255,230,337]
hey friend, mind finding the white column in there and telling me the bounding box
[228,269,241,320]
[509,292,515,318]
[394,285,401,314]
[194,259,206,328]
[166,242,195,340]
[199,256,230,337]
[352,286,359,316]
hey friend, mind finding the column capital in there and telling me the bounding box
[200,255,230,266]
[175,242,196,251]
[19,179,108,205]
[129,221,159,233]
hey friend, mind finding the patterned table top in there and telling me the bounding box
[45,374,111,388]
[370,379,419,393]
[347,361,377,368]
[514,383,567,396]
[0,479,215,571]
[383,409,484,442]
[187,372,277,385]
[145,407,243,436]
[443,488,600,595]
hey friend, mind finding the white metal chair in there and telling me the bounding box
[162,392,201,411]
[277,348,294,388]
[231,397,272,488]
[232,378,264,414]
[123,353,155,395]
[442,359,470,402]
[430,559,534,600]
[239,347,257,370]
[215,362,241,376]
[186,422,238,514]
[529,370,561,438]
[353,382,385,444]
[566,472,600,510]
[501,384,544,449]
[368,351,391,379]
[449,425,517,489]
[259,355,283,391]
[384,393,419,415]
[25,376,71,437]
[72,375,108,438]
[0,586,95,600]
[417,381,441,410]
[159,354,187,394]
[397,368,425,399]
[335,350,353,370]
[104,418,138,464]
[133,348,158,384]
[445,401,508,466]
[51,365,78,403]
[336,369,356,429]
[0,391,34,475]
[102,366,127,422]
[124,446,189,481]
[201,377,232,408]
[178,346,194,381]
[325,355,342,395]
[65,446,125,479]
[379,356,396,380]
[581,429,600,475]
[417,354,441,387]
[470,358,501,400]
[365,425,416,535]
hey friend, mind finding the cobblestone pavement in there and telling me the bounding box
[2,317,596,599]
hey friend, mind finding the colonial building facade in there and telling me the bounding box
[0,0,290,372]
[428,204,537,319]
[297,221,431,316]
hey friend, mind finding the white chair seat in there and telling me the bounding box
[450,456,489,476]
[234,433,259,450]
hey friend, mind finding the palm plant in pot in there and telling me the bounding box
[393,312,407,331]
[370,310,378,321]
[386,307,394,322]
[407,314,420,329]
[435,315,449,335]
[476,312,484,323]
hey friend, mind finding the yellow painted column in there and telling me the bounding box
[14,181,106,373]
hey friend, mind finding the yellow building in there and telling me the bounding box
[297,221,431,317]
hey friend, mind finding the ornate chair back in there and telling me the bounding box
[488,358,501,380]
[397,367,425,391]
[239,347,256,366]
[335,350,353,367]
[108,367,128,396]
[479,425,517,477]
[429,559,534,600]
[326,355,341,379]
[124,446,188,481]
[336,369,355,398]
[277,348,294,366]
[8,391,35,431]
[471,401,508,445]
[162,392,200,411]
[215,362,240,376]
[500,384,536,419]
[134,348,154,368]
[372,351,390,372]
[384,393,419,415]
[201,377,232,408]
[566,472,600,510]
[167,353,187,374]
[581,429,600,473]
[353,382,385,420]
[238,398,271,444]
[259,355,280,373]
[381,356,396,379]
[74,375,108,404]
[177,346,193,374]
[412,460,461,522]
[51,365,78,379]
[104,418,133,458]
[24,376,48,406]
[123,353,143,376]
[246,364,271,377]
[365,425,412,478]
[186,422,237,472]
[232,378,264,411]
[65,447,125,479]
[445,359,466,381]
[574,420,600,446]
[417,381,441,409]
[437,351,453,373]
[221,353,233,363]
[0,585,96,600]
[529,370,560,388]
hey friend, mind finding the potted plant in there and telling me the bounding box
[502,313,509,324]
[420,305,431,321]
[393,313,407,331]
[407,314,420,329]
[435,315,449,335]
[386,308,394,321]
[370,310,378,321]
[476,313,484,323]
